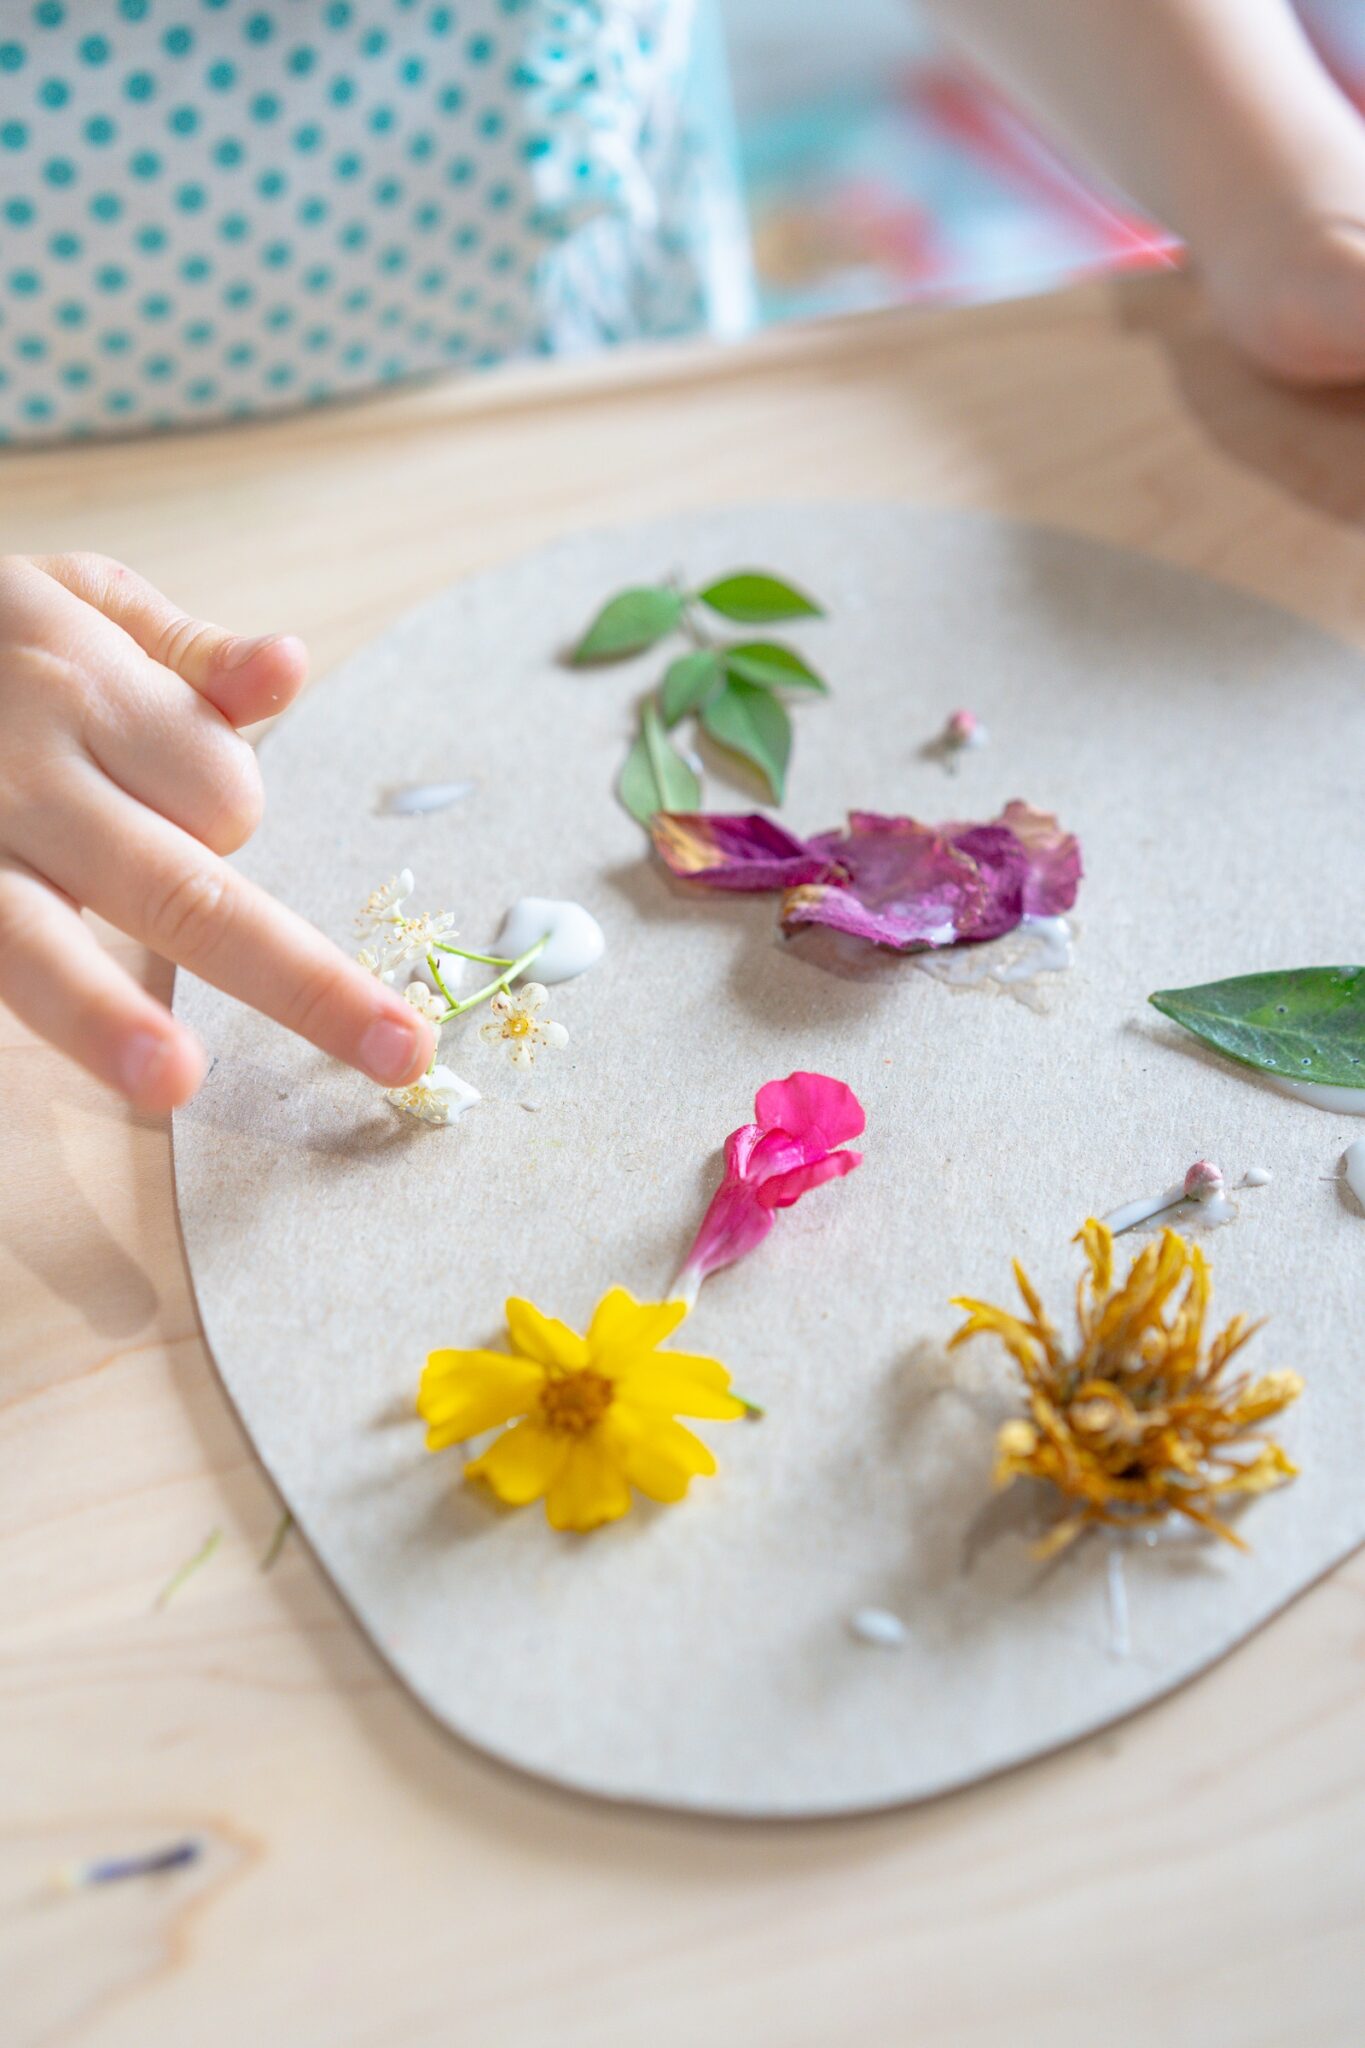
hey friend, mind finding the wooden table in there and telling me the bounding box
[3,275,1363,2048]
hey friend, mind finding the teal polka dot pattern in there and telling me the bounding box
[0,1,752,441]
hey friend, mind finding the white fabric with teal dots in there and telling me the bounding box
[0,0,754,441]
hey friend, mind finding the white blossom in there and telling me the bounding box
[404,982,447,1024]
[379,910,459,973]
[356,870,415,936]
[479,982,569,1069]
[355,945,397,985]
[385,1065,481,1127]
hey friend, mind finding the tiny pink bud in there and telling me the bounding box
[945,708,978,744]
[1183,1159,1224,1200]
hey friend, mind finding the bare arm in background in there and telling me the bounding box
[918,0,1365,383]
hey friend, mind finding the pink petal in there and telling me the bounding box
[757,1147,863,1210]
[722,1121,763,1180]
[992,801,1083,916]
[947,824,1030,942]
[781,812,987,951]
[742,1125,812,1181]
[754,1071,866,1154]
[677,1072,867,1289]
[651,812,829,892]
[678,1178,775,1286]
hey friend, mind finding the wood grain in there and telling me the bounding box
[2,274,1362,2048]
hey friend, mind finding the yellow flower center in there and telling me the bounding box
[539,1368,613,1436]
[504,1013,533,1038]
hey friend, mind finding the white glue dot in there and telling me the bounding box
[1242,1166,1273,1188]
[847,1607,907,1649]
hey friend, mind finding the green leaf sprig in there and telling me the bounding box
[1149,966,1365,1088]
[569,569,828,824]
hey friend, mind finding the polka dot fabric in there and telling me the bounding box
[0,0,752,440]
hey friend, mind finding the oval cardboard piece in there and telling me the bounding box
[173,507,1365,1816]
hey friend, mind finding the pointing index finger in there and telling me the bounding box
[38,781,435,1087]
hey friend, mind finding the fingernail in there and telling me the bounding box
[358,1013,423,1086]
[222,632,282,671]
[121,1029,167,1098]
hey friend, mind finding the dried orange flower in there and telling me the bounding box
[950,1220,1302,1555]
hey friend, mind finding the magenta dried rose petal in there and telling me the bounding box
[947,824,1031,942]
[651,812,830,892]
[781,812,988,950]
[993,800,1083,916]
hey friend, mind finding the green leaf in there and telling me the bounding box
[618,700,702,824]
[570,586,682,663]
[696,570,823,625]
[701,677,792,802]
[723,640,828,694]
[660,649,723,725]
[1149,966,1365,1088]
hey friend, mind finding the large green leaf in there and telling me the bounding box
[618,700,702,824]
[570,586,682,663]
[696,571,823,625]
[1149,966,1365,1088]
[701,677,792,802]
[723,640,828,694]
[659,649,723,725]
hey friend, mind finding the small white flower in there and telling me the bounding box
[479,982,569,1068]
[356,870,415,936]
[355,945,397,985]
[385,1064,481,1127]
[381,910,459,972]
[404,981,447,1024]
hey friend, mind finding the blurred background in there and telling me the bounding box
[723,0,1365,325]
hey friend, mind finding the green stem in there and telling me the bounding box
[259,1509,293,1573]
[433,943,518,968]
[678,588,715,652]
[153,1527,222,1611]
[426,953,462,1015]
[445,932,549,1018]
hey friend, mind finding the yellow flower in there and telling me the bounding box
[951,1220,1303,1554]
[418,1287,747,1531]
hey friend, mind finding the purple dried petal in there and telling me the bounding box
[651,812,829,892]
[948,824,1030,942]
[992,801,1083,916]
[781,813,987,951]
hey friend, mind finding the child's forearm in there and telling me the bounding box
[916,0,1365,252]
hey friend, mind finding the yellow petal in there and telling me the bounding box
[1214,1442,1298,1495]
[465,1420,568,1505]
[505,1297,589,1371]
[637,1347,731,1389]
[418,1351,542,1447]
[614,1346,733,1407]
[544,1438,633,1531]
[1231,1370,1303,1424]
[586,1287,688,1367]
[605,1410,717,1502]
[949,1299,1043,1377]
[617,1360,746,1420]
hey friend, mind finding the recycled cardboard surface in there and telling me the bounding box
[173,507,1365,1816]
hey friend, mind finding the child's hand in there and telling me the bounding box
[0,553,435,1112]
[1202,211,1365,388]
